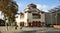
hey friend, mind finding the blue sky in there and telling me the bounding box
[14,0,60,12]
[0,0,60,19]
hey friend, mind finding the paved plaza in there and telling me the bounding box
[0,26,60,33]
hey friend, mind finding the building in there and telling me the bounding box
[45,6,60,26]
[16,4,45,27]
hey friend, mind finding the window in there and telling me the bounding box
[32,13,41,19]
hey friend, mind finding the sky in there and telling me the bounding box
[0,11,4,19]
[0,0,60,19]
[14,0,60,12]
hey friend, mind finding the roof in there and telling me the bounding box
[48,5,60,13]
[28,3,37,8]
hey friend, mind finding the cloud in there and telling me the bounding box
[17,2,22,8]
[36,4,49,12]
[16,2,22,13]
[42,10,49,12]
[36,4,48,9]
[50,5,60,9]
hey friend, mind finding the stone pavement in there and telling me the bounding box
[0,26,60,33]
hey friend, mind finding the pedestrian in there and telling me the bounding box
[15,22,18,30]
[5,19,9,30]
[20,26,23,29]
[20,22,24,29]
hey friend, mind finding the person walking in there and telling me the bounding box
[15,22,18,30]
[20,22,24,29]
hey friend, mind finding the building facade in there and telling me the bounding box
[16,4,45,27]
[45,6,60,26]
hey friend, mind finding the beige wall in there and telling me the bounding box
[20,12,45,23]
[45,12,60,25]
[40,13,45,22]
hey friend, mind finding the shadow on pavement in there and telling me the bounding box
[45,31,60,33]
[0,31,1,33]
[14,30,37,33]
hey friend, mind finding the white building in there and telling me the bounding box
[16,4,45,27]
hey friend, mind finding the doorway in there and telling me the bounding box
[20,22,24,27]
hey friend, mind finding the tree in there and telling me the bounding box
[0,0,18,26]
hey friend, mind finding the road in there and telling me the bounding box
[0,26,60,33]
